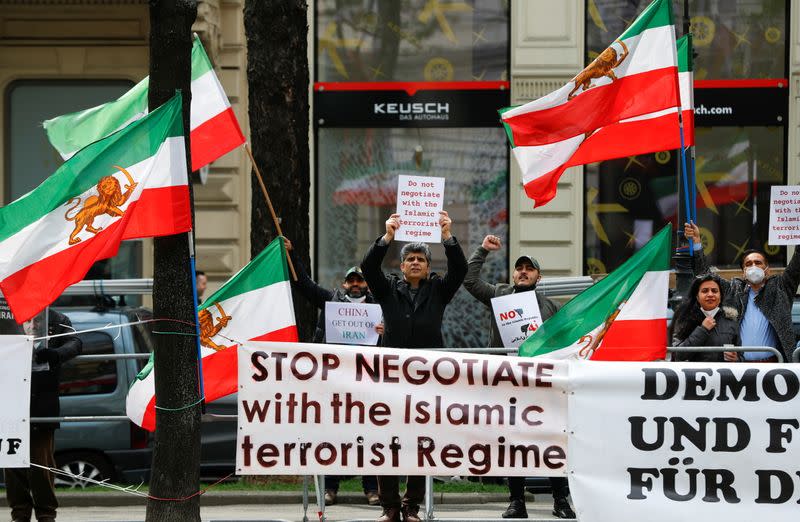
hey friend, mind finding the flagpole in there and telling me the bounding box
[244,143,298,281]
[188,234,206,411]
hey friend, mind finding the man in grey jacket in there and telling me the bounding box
[685,222,800,362]
[463,234,575,519]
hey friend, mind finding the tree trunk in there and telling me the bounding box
[146,1,201,520]
[244,0,315,341]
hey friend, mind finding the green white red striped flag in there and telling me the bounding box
[126,237,298,431]
[0,94,191,324]
[501,0,679,207]
[43,36,244,172]
[519,225,671,361]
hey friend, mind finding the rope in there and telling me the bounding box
[30,463,234,501]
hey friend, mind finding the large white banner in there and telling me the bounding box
[237,342,568,476]
[0,335,32,467]
[569,362,800,522]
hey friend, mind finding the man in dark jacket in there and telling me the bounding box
[6,309,82,522]
[686,223,799,362]
[463,234,575,520]
[361,210,467,522]
[285,238,380,506]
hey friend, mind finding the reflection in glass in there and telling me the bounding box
[584,126,785,273]
[586,0,786,79]
[316,0,509,82]
[317,127,508,347]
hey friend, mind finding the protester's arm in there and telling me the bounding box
[779,245,800,298]
[361,215,397,300]
[463,237,500,306]
[38,313,82,366]
[285,239,333,308]
[438,212,467,303]
[684,222,732,294]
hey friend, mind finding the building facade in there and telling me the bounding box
[1,0,799,343]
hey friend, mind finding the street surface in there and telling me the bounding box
[53,496,568,521]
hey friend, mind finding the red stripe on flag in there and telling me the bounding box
[121,186,192,240]
[141,395,157,432]
[505,67,679,147]
[1,187,191,323]
[524,112,683,207]
[250,325,299,342]
[590,318,667,361]
[190,107,245,171]
[200,346,240,403]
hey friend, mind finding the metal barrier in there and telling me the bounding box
[668,345,785,362]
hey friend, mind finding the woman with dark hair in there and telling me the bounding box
[670,273,740,362]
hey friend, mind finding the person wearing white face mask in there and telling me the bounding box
[670,273,740,362]
[685,223,800,362]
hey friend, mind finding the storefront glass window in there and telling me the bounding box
[316,127,508,347]
[584,0,788,273]
[586,0,787,80]
[316,0,509,82]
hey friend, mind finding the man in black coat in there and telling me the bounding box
[6,309,82,522]
[361,210,467,522]
[463,234,575,519]
[285,238,380,506]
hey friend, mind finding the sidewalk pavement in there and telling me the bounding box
[2,492,571,521]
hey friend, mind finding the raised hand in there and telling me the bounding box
[439,210,453,241]
[482,235,501,251]
[384,213,400,243]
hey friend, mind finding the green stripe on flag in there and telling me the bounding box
[518,225,672,357]
[45,38,211,157]
[191,35,215,81]
[497,106,519,148]
[0,94,184,243]
[43,79,149,157]
[198,237,290,312]
[677,34,693,73]
[619,0,674,41]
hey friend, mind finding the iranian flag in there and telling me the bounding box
[501,0,680,207]
[0,94,191,324]
[43,36,244,172]
[126,237,298,431]
[519,225,671,361]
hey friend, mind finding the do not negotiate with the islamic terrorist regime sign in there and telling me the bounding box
[394,175,445,243]
[237,342,568,476]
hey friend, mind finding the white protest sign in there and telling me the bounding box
[0,336,32,467]
[324,302,382,346]
[395,175,445,243]
[768,185,800,244]
[237,342,568,476]
[490,292,544,348]
[568,361,800,522]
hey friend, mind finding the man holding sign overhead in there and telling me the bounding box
[463,234,575,519]
[361,210,467,522]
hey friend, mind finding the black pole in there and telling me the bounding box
[672,0,694,308]
[683,0,690,36]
